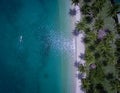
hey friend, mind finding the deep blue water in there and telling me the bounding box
[114,0,120,3]
[0,0,72,93]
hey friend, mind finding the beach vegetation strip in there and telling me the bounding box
[72,0,120,93]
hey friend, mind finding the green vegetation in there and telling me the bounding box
[71,0,120,93]
[107,4,120,18]
[94,17,104,30]
[71,0,79,5]
[81,4,91,15]
[76,21,87,31]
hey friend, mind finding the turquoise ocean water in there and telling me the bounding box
[0,0,73,93]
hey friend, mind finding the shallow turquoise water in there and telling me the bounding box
[0,0,72,93]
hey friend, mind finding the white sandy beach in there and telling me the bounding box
[71,4,85,93]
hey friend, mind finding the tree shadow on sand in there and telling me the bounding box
[74,61,80,68]
[72,28,80,36]
[81,36,86,43]
[79,53,85,60]
[69,8,77,16]
[76,73,85,79]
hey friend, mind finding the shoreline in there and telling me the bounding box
[57,0,78,93]
[70,4,85,93]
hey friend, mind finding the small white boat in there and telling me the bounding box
[19,35,23,42]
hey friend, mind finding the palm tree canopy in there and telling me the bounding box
[108,4,120,17]
[81,79,90,92]
[81,4,91,15]
[76,21,86,31]
[78,64,86,73]
[91,0,106,17]
[83,16,93,24]
[83,0,91,3]
[110,79,120,91]
[85,48,95,64]
[94,17,104,30]
[71,0,79,5]
[115,24,120,34]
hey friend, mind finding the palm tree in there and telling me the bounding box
[71,0,79,5]
[94,17,104,31]
[107,4,120,20]
[83,27,92,35]
[81,4,91,15]
[90,62,105,81]
[95,40,116,65]
[115,39,120,59]
[83,15,93,24]
[87,31,97,40]
[104,31,115,42]
[91,6,100,17]
[83,0,91,3]
[91,0,106,17]
[81,79,90,92]
[76,21,86,31]
[96,41,110,56]
[94,51,101,61]
[110,79,120,92]
[85,48,95,65]
[93,0,106,10]
[78,64,86,73]
[115,24,120,34]
[83,36,91,45]
[106,52,117,64]
[85,31,97,45]
[105,73,114,80]
[95,83,108,93]
[115,39,120,47]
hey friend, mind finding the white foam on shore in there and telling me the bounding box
[71,4,85,93]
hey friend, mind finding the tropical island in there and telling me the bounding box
[71,0,120,93]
